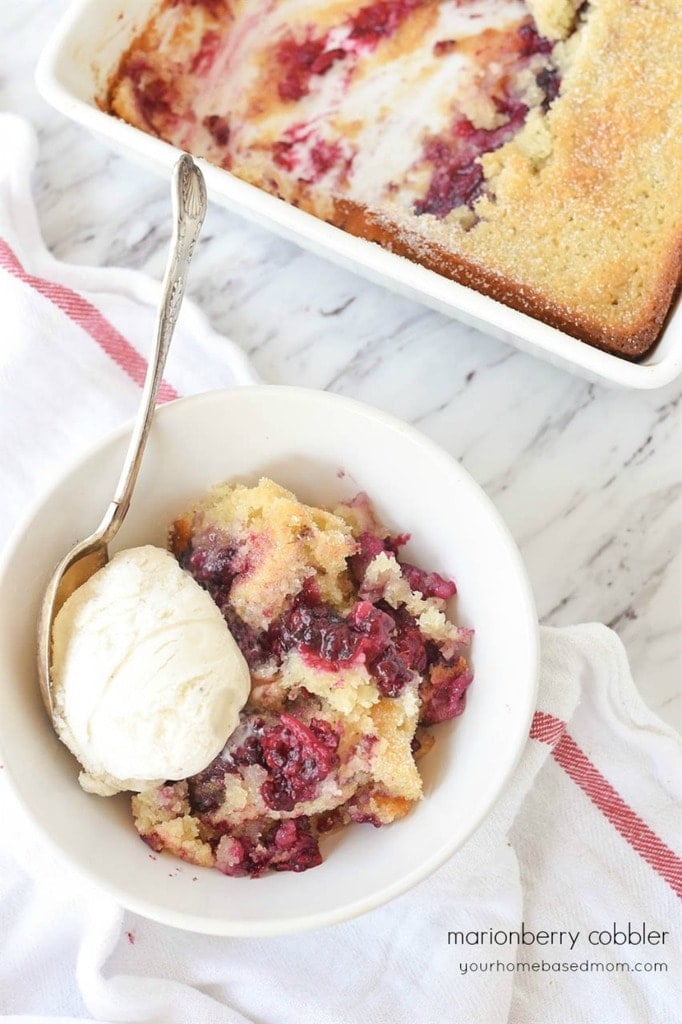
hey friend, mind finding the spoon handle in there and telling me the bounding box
[100,155,207,541]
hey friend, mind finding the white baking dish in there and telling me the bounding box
[36,0,681,390]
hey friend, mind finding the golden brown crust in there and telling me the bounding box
[177,477,357,630]
[168,512,193,560]
[331,198,681,360]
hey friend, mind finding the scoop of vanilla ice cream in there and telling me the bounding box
[51,545,250,796]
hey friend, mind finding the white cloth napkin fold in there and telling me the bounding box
[1,115,680,1024]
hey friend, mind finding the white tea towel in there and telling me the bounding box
[1,627,679,1024]
[0,113,257,542]
[0,115,680,1024]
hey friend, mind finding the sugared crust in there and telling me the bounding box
[133,784,216,866]
[176,477,357,630]
[106,0,681,358]
[527,0,582,40]
[370,692,423,801]
[410,0,682,357]
[303,0,682,357]
[333,195,681,359]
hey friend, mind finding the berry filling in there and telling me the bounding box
[414,102,528,218]
[419,660,473,725]
[135,483,473,877]
[190,29,221,74]
[274,0,421,103]
[203,113,231,146]
[112,0,565,265]
[400,563,457,600]
[189,711,340,816]
[259,714,340,810]
[276,33,345,102]
[215,817,322,877]
[414,20,558,218]
[348,0,422,45]
[537,66,561,110]
[124,57,177,135]
[187,757,230,813]
[264,595,428,698]
[272,122,355,185]
[169,0,228,12]
[349,531,392,583]
[181,524,457,698]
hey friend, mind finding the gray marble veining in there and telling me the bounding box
[1,0,680,729]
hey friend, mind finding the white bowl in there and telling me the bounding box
[0,386,538,935]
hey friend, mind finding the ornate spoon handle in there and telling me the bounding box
[102,155,207,540]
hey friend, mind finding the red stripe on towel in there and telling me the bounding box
[531,710,682,899]
[0,238,179,402]
[529,709,567,746]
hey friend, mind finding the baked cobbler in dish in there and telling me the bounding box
[133,478,473,877]
[106,0,682,357]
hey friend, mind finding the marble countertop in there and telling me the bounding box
[2,0,680,729]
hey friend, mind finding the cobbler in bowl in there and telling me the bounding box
[135,478,472,877]
[0,385,536,934]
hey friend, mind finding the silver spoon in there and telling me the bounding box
[37,154,207,719]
